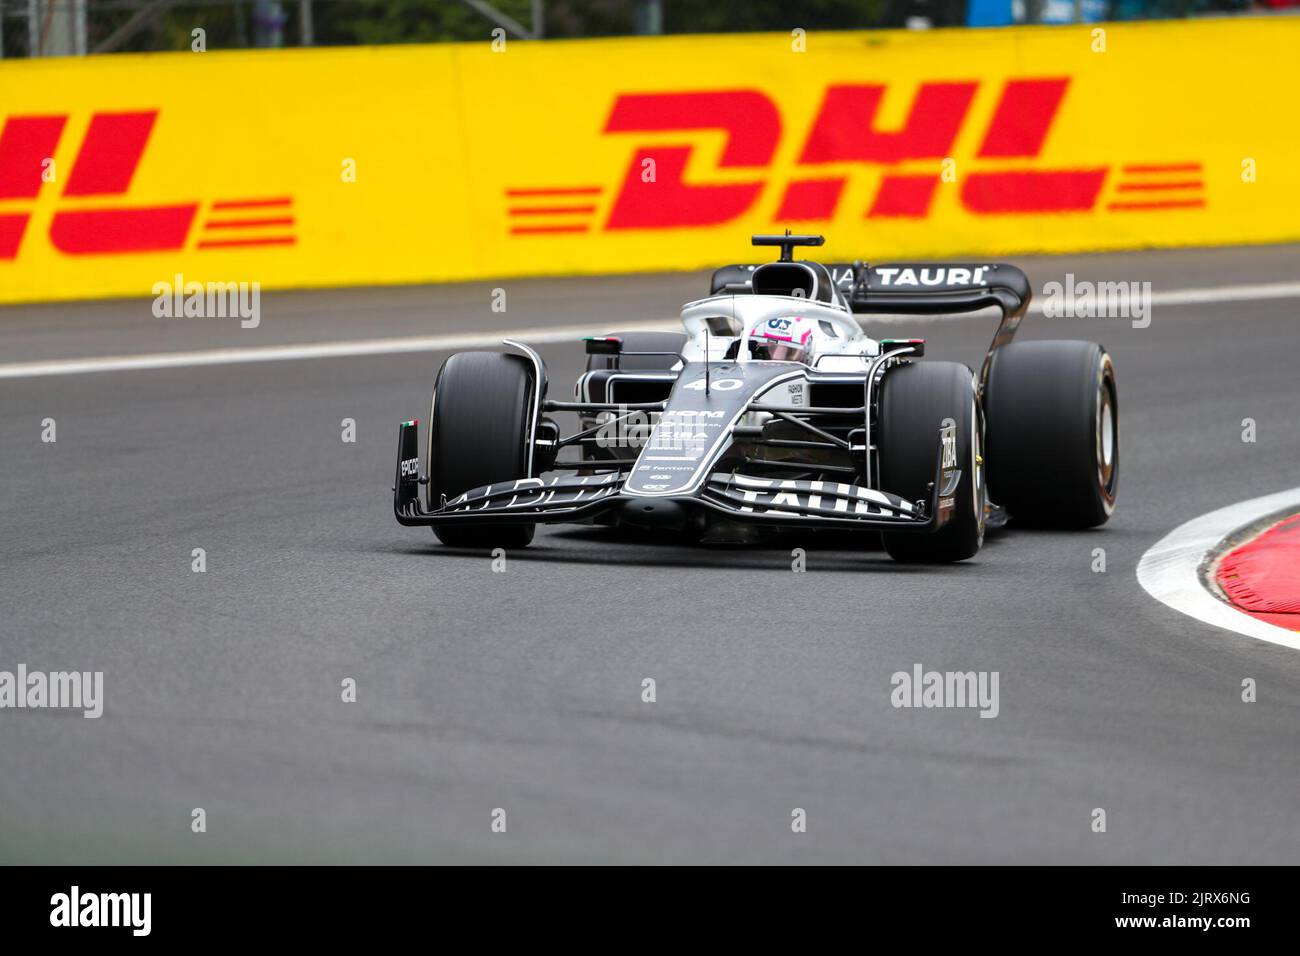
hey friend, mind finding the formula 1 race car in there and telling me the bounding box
[393,234,1117,562]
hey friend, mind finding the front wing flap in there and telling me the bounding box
[701,474,922,523]
[394,420,624,526]
[395,419,958,533]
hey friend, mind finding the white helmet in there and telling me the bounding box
[749,316,816,364]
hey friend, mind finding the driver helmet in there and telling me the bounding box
[749,316,815,363]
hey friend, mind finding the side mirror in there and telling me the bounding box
[879,338,926,357]
[584,336,623,356]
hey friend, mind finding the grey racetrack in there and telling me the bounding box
[3,244,1299,864]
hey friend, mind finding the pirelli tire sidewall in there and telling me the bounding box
[427,351,536,548]
[984,340,1118,529]
[877,360,985,563]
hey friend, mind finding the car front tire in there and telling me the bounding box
[877,361,985,563]
[427,351,537,548]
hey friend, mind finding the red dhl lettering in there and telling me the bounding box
[507,77,1203,232]
[0,110,295,260]
[603,79,1109,227]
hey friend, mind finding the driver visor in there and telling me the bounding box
[767,342,807,362]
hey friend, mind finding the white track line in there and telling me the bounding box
[1136,487,1300,651]
[0,320,679,380]
[3,279,1300,380]
[1116,281,1300,309]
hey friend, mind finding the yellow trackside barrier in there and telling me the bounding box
[1,18,1297,304]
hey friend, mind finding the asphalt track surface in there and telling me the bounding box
[3,244,1300,864]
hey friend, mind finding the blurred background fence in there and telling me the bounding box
[2,0,1295,57]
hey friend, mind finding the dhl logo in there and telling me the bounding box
[0,110,296,261]
[505,79,1205,233]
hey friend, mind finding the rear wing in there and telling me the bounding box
[711,260,1030,317]
[825,262,1031,320]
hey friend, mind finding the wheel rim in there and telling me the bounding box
[1096,381,1116,494]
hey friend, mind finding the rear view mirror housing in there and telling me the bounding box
[584,336,623,356]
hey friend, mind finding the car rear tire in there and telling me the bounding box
[427,351,536,549]
[877,361,985,563]
[983,340,1117,528]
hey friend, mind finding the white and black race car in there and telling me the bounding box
[393,234,1117,562]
